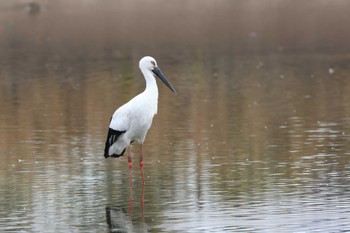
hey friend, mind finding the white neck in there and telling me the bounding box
[142,69,158,95]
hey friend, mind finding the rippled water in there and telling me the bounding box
[1,49,350,232]
[1,1,350,232]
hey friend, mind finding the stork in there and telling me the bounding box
[103,56,176,183]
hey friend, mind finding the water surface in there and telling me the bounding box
[1,1,350,232]
[1,50,350,232]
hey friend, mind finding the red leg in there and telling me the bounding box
[140,182,144,222]
[128,182,133,215]
[127,147,132,187]
[127,146,132,169]
[139,144,144,184]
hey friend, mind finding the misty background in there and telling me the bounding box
[1,0,350,58]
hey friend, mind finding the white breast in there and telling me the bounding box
[110,90,158,144]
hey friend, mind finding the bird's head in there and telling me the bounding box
[139,56,176,93]
[139,56,157,71]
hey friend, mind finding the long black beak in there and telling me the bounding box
[152,67,176,93]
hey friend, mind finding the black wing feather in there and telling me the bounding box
[104,128,126,158]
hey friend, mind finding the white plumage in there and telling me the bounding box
[103,56,176,171]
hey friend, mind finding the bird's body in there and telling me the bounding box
[103,56,176,182]
[106,85,158,157]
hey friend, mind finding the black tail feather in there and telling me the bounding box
[104,128,126,158]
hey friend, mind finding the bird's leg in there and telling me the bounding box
[139,143,144,168]
[127,146,132,169]
[139,143,144,184]
[128,183,133,215]
[127,146,133,187]
[140,182,145,222]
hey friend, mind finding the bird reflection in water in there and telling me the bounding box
[106,184,145,232]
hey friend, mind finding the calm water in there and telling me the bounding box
[1,1,350,232]
[1,49,350,232]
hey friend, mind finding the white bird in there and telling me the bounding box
[104,56,176,182]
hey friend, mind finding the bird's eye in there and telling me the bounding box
[151,61,156,66]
